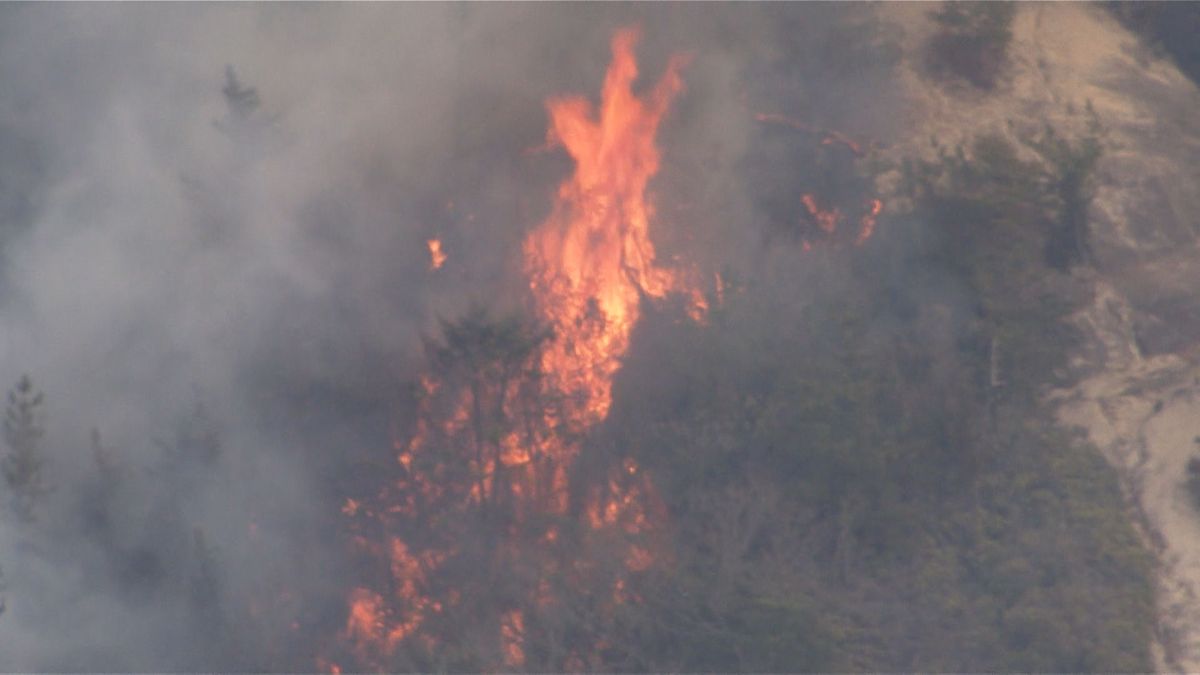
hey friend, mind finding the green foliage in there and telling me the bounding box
[2,375,49,522]
[927,2,1017,91]
[623,569,837,672]
[1023,115,1104,270]
[967,424,1154,672]
[610,284,1153,668]
[901,123,1101,395]
[599,121,1152,670]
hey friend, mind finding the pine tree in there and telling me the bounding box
[2,375,49,522]
[214,65,273,143]
[221,65,260,122]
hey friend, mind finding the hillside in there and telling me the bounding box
[880,3,1200,670]
[0,3,1195,671]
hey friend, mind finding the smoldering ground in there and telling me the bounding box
[0,3,915,670]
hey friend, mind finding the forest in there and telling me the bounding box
[1,3,1189,672]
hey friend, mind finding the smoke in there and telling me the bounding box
[0,3,908,670]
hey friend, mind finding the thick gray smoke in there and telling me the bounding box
[0,4,902,670]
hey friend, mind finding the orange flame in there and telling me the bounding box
[525,27,696,426]
[822,129,865,157]
[856,198,882,246]
[799,195,884,248]
[754,111,868,157]
[500,609,526,667]
[426,238,447,270]
[800,194,841,234]
[333,27,694,672]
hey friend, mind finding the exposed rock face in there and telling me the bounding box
[880,4,1200,670]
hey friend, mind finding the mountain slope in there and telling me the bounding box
[880,4,1200,670]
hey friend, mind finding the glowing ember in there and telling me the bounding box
[856,198,882,246]
[822,129,865,157]
[754,111,869,157]
[801,193,842,234]
[342,588,389,665]
[500,609,526,667]
[756,111,884,247]
[799,194,884,248]
[427,238,447,270]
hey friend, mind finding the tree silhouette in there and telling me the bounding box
[2,375,49,522]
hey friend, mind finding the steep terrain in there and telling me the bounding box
[881,4,1200,670]
[0,5,1191,670]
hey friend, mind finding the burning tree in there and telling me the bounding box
[335,306,618,670]
[329,27,701,672]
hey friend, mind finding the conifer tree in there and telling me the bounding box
[2,375,49,522]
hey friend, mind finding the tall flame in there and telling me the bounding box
[525,27,697,426]
[426,238,447,270]
[332,27,696,672]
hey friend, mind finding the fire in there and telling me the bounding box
[801,194,842,234]
[755,111,885,247]
[754,111,869,157]
[332,26,698,672]
[520,27,688,614]
[525,27,698,424]
[500,609,526,667]
[426,238,447,270]
[342,588,389,665]
[857,198,883,245]
[800,193,883,247]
